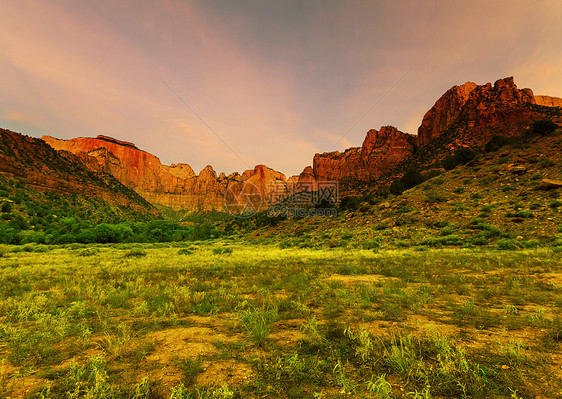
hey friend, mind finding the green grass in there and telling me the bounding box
[0,244,561,397]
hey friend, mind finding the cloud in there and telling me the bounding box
[1,0,561,177]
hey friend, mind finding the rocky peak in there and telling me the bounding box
[41,135,290,212]
[493,77,535,104]
[417,81,478,147]
[312,126,416,182]
[166,163,196,180]
[361,126,416,161]
[417,77,536,148]
[296,166,316,189]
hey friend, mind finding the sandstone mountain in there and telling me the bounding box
[410,77,562,165]
[0,129,157,215]
[15,76,561,213]
[417,77,536,148]
[42,135,289,212]
[417,81,478,147]
[312,126,416,183]
[309,77,560,189]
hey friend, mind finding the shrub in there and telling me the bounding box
[549,200,562,209]
[362,237,383,249]
[497,239,517,250]
[425,191,446,203]
[389,180,405,196]
[443,147,476,170]
[442,157,457,170]
[124,248,147,258]
[213,246,233,255]
[79,248,99,257]
[1,202,12,213]
[530,120,558,136]
[239,305,278,346]
[389,169,425,196]
[401,170,424,190]
[481,205,493,213]
[509,210,534,219]
[339,196,361,212]
[485,135,510,152]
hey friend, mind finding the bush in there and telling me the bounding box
[443,147,476,170]
[530,120,558,136]
[442,156,458,171]
[485,135,510,152]
[425,191,446,203]
[362,237,383,249]
[213,246,233,255]
[78,248,99,257]
[1,202,12,213]
[339,196,361,212]
[549,200,562,209]
[389,180,405,196]
[124,248,147,258]
[401,170,424,190]
[497,239,517,250]
[91,223,124,244]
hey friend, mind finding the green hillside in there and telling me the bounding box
[240,128,562,250]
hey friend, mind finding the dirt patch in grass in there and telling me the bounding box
[405,314,460,337]
[146,326,241,364]
[183,313,237,331]
[196,359,253,386]
[538,272,562,287]
[270,319,307,346]
[2,373,47,399]
[1,359,49,399]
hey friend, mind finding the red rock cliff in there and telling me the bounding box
[312,126,416,182]
[417,77,536,147]
[41,135,288,212]
[535,95,562,108]
[0,129,156,214]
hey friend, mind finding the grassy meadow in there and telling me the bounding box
[0,242,561,398]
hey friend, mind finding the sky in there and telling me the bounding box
[1,0,561,177]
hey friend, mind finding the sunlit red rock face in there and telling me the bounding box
[41,135,288,212]
[312,126,416,182]
[0,129,156,214]
[417,81,478,147]
[535,95,562,108]
[39,77,561,209]
[310,77,560,187]
[417,77,537,148]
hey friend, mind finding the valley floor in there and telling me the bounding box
[0,242,561,398]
